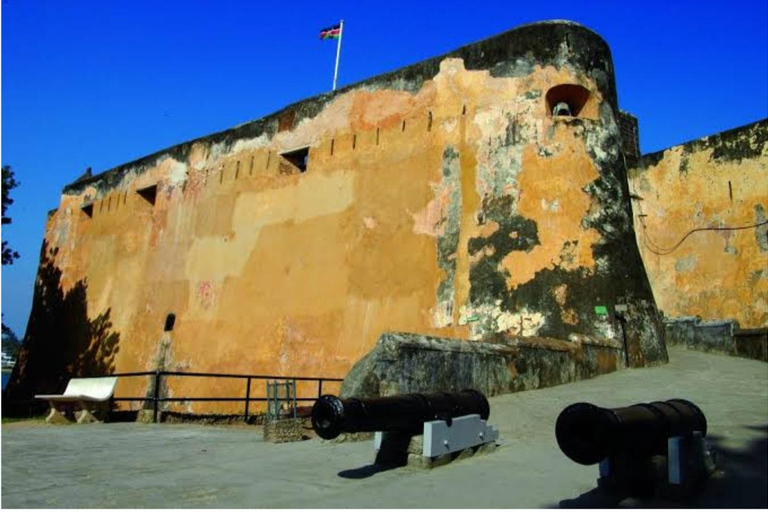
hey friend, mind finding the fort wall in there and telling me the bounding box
[628,120,768,328]
[10,21,666,413]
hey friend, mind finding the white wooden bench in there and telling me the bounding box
[35,377,118,424]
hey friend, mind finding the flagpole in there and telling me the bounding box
[332,20,344,91]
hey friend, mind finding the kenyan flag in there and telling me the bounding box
[319,24,341,40]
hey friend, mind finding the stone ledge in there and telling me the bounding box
[341,331,626,398]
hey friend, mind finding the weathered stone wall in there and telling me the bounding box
[664,317,767,362]
[734,328,768,362]
[341,331,625,398]
[9,20,664,413]
[628,120,768,329]
[617,110,640,163]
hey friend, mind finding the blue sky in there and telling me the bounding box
[2,0,767,337]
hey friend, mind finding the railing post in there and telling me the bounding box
[153,370,161,423]
[273,380,278,420]
[292,378,297,418]
[265,380,271,421]
[284,381,290,419]
[317,379,323,398]
[244,377,252,423]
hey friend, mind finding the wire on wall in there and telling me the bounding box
[638,218,768,256]
[628,174,768,256]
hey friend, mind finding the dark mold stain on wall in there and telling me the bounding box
[435,147,463,316]
[755,204,768,253]
[468,195,540,307]
[461,101,665,365]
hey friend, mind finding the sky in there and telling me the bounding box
[1,0,767,337]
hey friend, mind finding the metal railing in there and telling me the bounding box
[104,370,343,423]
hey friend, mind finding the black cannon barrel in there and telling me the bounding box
[311,389,490,440]
[555,399,707,465]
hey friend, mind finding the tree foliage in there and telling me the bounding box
[2,165,20,265]
[2,165,22,347]
[2,324,21,358]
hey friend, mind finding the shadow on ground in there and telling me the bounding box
[554,424,768,508]
[338,463,402,479]
[700,424,768,508]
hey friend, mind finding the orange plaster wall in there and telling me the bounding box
[628,123,768,328]
[32,57,639,412]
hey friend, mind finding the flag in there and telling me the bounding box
[319,24,341,40]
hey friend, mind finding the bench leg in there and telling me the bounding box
[45,402,74,424]
[75,401,110,424]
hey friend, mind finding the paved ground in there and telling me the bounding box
[2,347,767,508]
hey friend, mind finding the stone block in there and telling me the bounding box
[263,418,305,443]
[403,441,498,469]
[323,431,375,443]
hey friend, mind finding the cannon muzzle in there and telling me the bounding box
[555,399,707,465]
[311,389,490,440]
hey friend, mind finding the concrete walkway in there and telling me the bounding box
[2,347,766,508]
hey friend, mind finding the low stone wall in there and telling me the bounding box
[664,317,767,362]
[341,331,625,398]
[734,328,768,362]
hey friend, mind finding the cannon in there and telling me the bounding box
[311,389,490,440]
[556,398,708,465]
